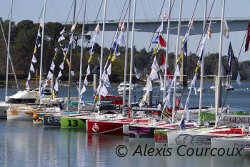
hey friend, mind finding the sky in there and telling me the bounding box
[1,0,250,61]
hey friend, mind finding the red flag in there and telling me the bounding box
[159,34,166,47]
[160,52,166,72]
[245,22,250,52]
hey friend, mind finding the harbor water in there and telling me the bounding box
[0,81,250,167]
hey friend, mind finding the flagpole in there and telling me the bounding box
[172,0,183,122]
[128,0,136,116]
[198,0,207,125]
[163,0,172,101]
[98,0,107,114]
[5,0,13,101]
[215,0,225,128]
[78,0,87,113]
[68,0,77,103]
[39,0,47,99]
[123,0,131,114]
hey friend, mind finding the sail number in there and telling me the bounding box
[68,120,78,127]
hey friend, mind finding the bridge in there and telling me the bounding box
[85,17,250,35]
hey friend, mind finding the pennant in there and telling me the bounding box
[86,64,90,75]
[58,34,65,42]
[96,82,102,94]
[59,62,64,70]
[30,63,35,73]
[160,52,166,72]
[175,64,180,77]
[99,85,109,97]
[80,94,85,107]
[80,85,87,94]
[36,37,41,47]
[60,27,65,35]
[26,81,29,89]
[101,71,111,87]
[226,42,234,75]
[118,31,126,46]
[32,55,37,63]
[107,63,112,75]
[47,71,53,80]
[112,30,119,49]
[245,22,250,52]
[111,55,116,62]
[52,90,55,99]
[156,20,163,33]
[94,23,100,34]
[207,21,212,39]
[152,35,159,44]
[50,61,55,71]
[88,54,93,63]
[84,76,88,85]
[153,43,159,55]
[236,71,241,85]
[134,67,141,79]
[198,35,207,65]
[224,19,229,39]
[69,34,74,45]
[159,35,166,48]
[71,22,77,32]
[151,56,160,71]
[58,70,62,78]
[54,79,59,92]
[149,68,159,80]
[37,28,41,37]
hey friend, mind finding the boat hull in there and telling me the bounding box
[211,137,250,149]
[7,108,33,121]
[43,114,61,127]
[87,119,133,135]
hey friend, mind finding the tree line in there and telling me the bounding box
[0,18,250,85]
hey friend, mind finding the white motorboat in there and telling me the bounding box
[118,82,134,95]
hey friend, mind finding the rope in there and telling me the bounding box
[89,125,123,134]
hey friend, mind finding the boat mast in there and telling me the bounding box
[163,0,172,100]
[5,0,13,101]
[39,0,47,98]
[68,0,77,102]
[172,0,183,122]
[122,0,131,114]
[98,0,107,114]
[78,0,87,113]
[128,0,136,116]
[198,0,207,125]
[215,0,225,128]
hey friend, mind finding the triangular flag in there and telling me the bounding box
[207,21,212,39]
[37,28,41,37]
[156,20,163,33]
[81,85,87,95]
[107,63,112,75]
[59,62,64,70]
[151,56,160,71]
[94,23,100,34]
[27,72,31,81]
[58,71,62,78]
[47,71,53,80]
[50,61,55,71]
[84,76,88,85]
[26,81,29,89]
[30,63,35,73]
[149,68,159,80]
[32,55,37,63]
[159,35,166,48]
[54,79,59,92]
[86,64,90,75]
[134,67,141,79]
[58,34,65,42]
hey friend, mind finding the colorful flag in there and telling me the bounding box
[112,30,119,50]
[160,52,166,72]
[30,63,35,73]
[152,35,159,44]
[107,63,112,75]
[151,56,160,71]
[27,72,31,81]
[224,19,229,39]
[86,64,90,75]
[99,85,108,97]
[245,22,250,52]
[236,71,241,85]
[149,68,159,80]
[80,85,87,94]
[84,75,88,85]
[226,42,234,75]
[47,71,53,80]
[94,23,100,34]
[156,20,163,33]
[207,21,212,39]
[50,61,55,71]
[37,28,41,37]
[32,55,37,63]
[159,35,166,48]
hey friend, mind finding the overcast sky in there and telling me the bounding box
[1,0,250,61]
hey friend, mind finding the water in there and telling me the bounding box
[0,82,250,166]
[0,120,250,167]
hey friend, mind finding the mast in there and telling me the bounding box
[39,0,47,98]
[198,0,207,125]
[123,0,131,113]
[172,0,183,122]
[128,0,136,113]
[163,0,172,100]
[5,0,13,101]
[68,0,77,102]
[215,0,225,128]
[78,0,87,113]
[98,0,107,114]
